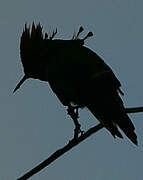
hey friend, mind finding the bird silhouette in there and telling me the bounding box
[14,23,138,145]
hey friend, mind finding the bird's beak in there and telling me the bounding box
[13,75,28,93]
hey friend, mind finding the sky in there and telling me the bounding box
[0,0,143,180]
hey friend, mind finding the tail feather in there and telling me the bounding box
[87,104,123,139]
[87,103,138,146]
[107,125,123,139]
[115,113,138,145]
[122,128,138,145]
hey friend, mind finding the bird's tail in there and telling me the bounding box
[115,111,138,145]
[87,103,138,146]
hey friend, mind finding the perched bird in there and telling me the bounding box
[14,23,138,145]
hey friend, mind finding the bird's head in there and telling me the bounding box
[13,23,50,93]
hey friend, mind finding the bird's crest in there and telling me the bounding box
[20,23,58,63]
[20,23,44,54]
[21,23,57,46]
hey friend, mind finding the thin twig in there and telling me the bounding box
[16,106,143,180]
[126,107,143,114]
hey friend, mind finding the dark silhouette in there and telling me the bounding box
[14,23,138,145]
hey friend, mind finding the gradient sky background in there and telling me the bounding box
[0,0,143,180]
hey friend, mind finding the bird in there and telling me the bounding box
[13,23,138,145]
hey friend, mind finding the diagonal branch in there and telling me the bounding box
[16,106,143,180]
[17,123,103,180]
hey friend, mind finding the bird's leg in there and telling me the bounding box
[74,106,84,136]
[67,105,83,139]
